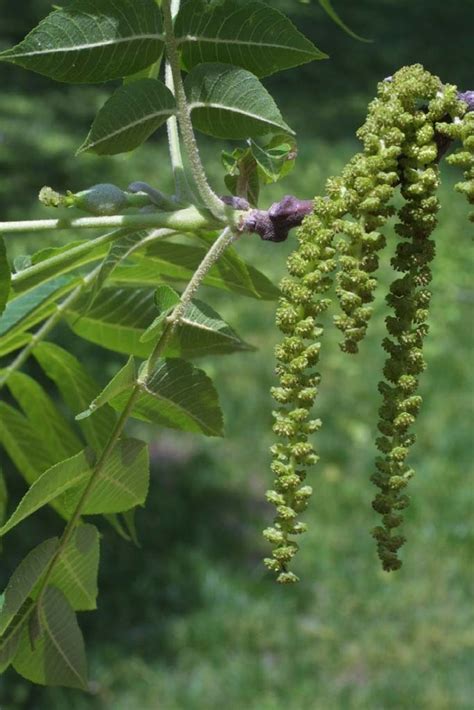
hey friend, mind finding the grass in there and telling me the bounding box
[2,133,473,709]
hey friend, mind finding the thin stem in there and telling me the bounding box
[165,62,195,203]
[0,204,225,236]
[161,0,225,219]
[35,385,141,607]
[143,227,237,377]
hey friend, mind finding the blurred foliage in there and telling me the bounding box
[1,1,473,708]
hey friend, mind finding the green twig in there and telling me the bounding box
[162,0,225,219]
[0,204,227,236]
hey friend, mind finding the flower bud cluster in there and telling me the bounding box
[438,110,474,221]
[370,70,469,571]
[266,65,470,581]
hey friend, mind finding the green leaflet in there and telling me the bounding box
[0,0,163,84]
[142,287,255,358]
[12,587,87,689]
[5,371,83,460]
[0,276,74,339]
[0,236,10,315]
[67,285,253,359]
[111,358,224,437]
[0,439,149,536]
[79,79,176,155]
[77,356,138,420]
[47,524,100,611]
[33,342,117,452]
[0,538,59,636]
[0,449,96,537]
[176,0,327,77]
[185,63,294,140]
[59,438,150,516]
[67,288,156,359]
[0,403,56,485]
[11,234,124,298]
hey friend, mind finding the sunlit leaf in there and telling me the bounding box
[0,0,164,84]
[176,0,327,77]
[185,63,294,139]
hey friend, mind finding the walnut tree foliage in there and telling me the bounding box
[0,0,472,691]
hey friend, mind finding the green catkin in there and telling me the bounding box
[265,64,471,582]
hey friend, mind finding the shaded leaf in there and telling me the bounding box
[142,296,255,358]
[0,0,163,84]
[111,359,223,437]
[34,342,117,451]
[0,601,32,673]
[47,524,99,611]
[0,449,96,537]
[5,371,83,460]
[13,586,87,689]
[222,146,260,206]
[0,539,58,636]
[176,0,327,77]
[79,79,176,155]
[61,438,149,516]
[185,63,294,139]
[0,403,55,485]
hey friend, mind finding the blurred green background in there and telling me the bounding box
[1,1,473,708]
